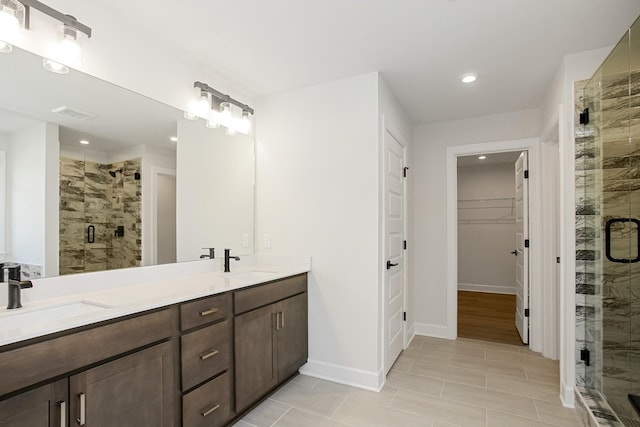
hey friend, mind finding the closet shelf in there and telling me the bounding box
[458,197,516,224]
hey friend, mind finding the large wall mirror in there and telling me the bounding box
[0,47,255,278]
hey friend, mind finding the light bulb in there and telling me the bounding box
[195,91,210,117]
[0,0,25,51]
[461,73,478,84]
[238,111,252,134]
[42,58,69,74]
[225,127,237,136]
[206,119,220,129]
[219,102,232,127]
[57,35,81,66]
[183,111,198,120]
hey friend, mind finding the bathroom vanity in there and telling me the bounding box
[0,258,309,426]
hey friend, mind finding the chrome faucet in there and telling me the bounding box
[200,248,215,259]
[1,264,33,309]
[224,249,240,273]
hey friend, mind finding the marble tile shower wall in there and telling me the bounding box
[575,70,640,421]
[60,157,142,275]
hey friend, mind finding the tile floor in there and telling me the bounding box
[234,336,583,427]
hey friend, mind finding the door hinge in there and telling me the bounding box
[403,312,407,321]
[524,170,529,179]
[403,166,409,178]
[524,308,529,317]
[579,108,590,125]
[556,257,560,264]
[580,348,591,366]
[403,240,407,250]
[524,239,530,248]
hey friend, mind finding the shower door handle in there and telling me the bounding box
[605,218,640,264]
[87,225,95,244]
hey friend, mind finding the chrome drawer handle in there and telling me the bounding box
[200,349,219,360]
[77,393,86,425]
[200,308,219,317]
[58,400,66,427]
[201,403,221,417]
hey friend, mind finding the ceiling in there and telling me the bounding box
[91,0,640,124]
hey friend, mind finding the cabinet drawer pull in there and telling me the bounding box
[281,311,285,328]
[58,400,66,427]
[77,393,86,425]
[201,403,221,417]
[200,308,219,317]
[273,312,280,330]
[200,349,219,360]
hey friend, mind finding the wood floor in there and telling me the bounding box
[457,291,525,346]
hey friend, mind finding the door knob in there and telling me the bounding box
[387,260,399,270]
[511,250,518,256]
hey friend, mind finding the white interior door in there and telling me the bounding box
[515,151,530,344]
[384,129,405,374]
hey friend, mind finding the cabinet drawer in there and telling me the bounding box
[234,274,307,314]
[182,372,231,427]
[0,308,174,397]
[180,293,230,331]
[181,319,231,391]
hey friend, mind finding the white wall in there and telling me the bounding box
[256,73,383,388]
[157,174,177,265]
[6,122,59,274]
[457,163,517,294]
[412,109,541,335]
[0,136,7,260]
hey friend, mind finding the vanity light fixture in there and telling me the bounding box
[189,81,254,135]
[0,0,26,53]
[2,1,93,72]
[461,73,478,84]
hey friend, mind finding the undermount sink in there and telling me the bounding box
[222,271,276,280]
[0,300,112,333]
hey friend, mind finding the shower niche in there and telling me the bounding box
[576,14,640,426]
[59,156,142,275]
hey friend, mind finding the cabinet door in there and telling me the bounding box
[234,304,278,411]
[70,342,174,427]
[276,292,308,379]
[0,379,67,427]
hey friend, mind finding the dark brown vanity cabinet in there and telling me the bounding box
[0,308,176,427]
[179,293,232,427]
[234,274,308,412]
[0,380,67,427]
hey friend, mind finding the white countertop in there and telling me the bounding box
[0,255,311,347]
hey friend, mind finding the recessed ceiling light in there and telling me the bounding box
[170,136,178,142]
[461,73,478,84]
[79,139,89,145]
[478,155,486,160]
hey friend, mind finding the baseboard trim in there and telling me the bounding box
[458,283,516,295]
[560,381,575,407]
[299,359,383,391]
[406,323,416,347]
[414,322,454,340]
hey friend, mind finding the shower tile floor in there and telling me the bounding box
[235,336,582,427]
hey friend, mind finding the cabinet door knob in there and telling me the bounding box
[77,393,86,425]
[200,308,219,317]
[200,349,219,360]
[201,403,221,417]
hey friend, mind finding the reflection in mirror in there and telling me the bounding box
[0,46,255,278]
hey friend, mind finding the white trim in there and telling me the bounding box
[540,108,561,360]
[0,150,5,260]
[458,283,516,295]
[559,99,576,408]
[149,166,176,265]
[446,138,543,347]
[299,360,384,391]
[414,322,451,339]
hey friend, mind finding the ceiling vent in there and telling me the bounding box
[51,106,96,121]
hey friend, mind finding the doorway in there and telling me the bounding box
[456,151,525,345]
[445,138,553,353]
